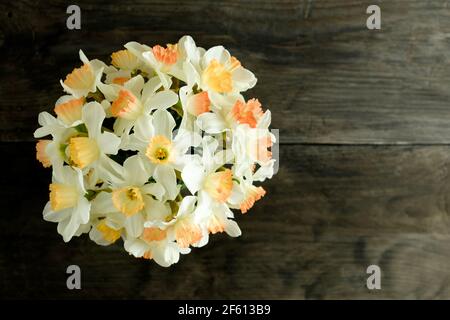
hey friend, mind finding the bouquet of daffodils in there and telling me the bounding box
[34,36,276,266]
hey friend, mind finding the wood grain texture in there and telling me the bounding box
[1,0,450,300]
[1,0,450,143]
[2,143,450,299]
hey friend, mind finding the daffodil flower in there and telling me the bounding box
[126,35,201,90]
[124,196,202,266]
[60,50,105,98]
[226,165,268,214]
[196,95,271,134]
[34,105,82,169]
[34,94,92,169]
[43,165,91,242]
[89,217,123,246]
[67,102,121,172]
[232,125,276,178]
[111,48,142,72]
[89,155,168,239]
[128,109,201,201]
[100,49,144,87]
[182,45,256,108]
[144,196,205,247]
[194,195,242,243]
[98,74,178,137]
[177,85,210,135]
[124,232,189,267]
[34,94,87,137]
[123,41,172,90]
[181,136,235,204]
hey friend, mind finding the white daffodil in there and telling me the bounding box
[60,50,105,98]
[89,216,123,246]
[89,155,168,239]
[34,94,89,167]
[102,48,144,86]
[67,102,121,172]
[194,194,241,243]
[43,165,91,242]
[181,136,234,204]
[34,107,82,169]
[124,233,189,267]
[182,45,256,107]
[122,42,152,67]
[110,48,142,72]
[196,95,271,135]
[178,35,205,87]
[142,196,206,251]
[53,95,86,127]
[226,165,268,214]
[232,124,276,178]
[125,36,202,90]
[124,41,173,89]
[103,65,132,87]
[252,159,276,182]
[35,140,54,168]
[129,109,201,201]
[122,196,202,267]
[34,96,85,139]
[201,46,256,93]
[171,35,205,85]
[98,74,178,137]
[177,85,209,134]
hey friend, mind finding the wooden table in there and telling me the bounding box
[1,0,450,299]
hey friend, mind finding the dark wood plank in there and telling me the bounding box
[2,0,450,143]
[2,142,450,299]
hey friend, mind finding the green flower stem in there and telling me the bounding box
[84,188,112,201]
[171,100,184,118]
[87,90,105,103]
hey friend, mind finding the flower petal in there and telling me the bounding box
[98,82,120,101]
[34,112,61,138]
[143,195,171,221]
[124,213,144,238]
[43,202,71,222]
[123,155,150,186]
[142,76,163,103]
[124,41,152,63]
[73,197,91,224]
[177,195,197,217]
[152,242,180,267]
[232,67,257,92]
[58,213,79,242]
[203,46,230,66]
[97,132,120,155]
[196,112,226,134]
[225,219,241,237]
[82,102,105,139]
[124,238,148,258]
[145,90,178,112]
[141,183,165,201]
[124,75,145,97]
[134,114,154,144]
[154,165,178,201]
[173,130,201,154]
[181,162,205,195]
[153,109,176,138]
[91,191,117,214]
